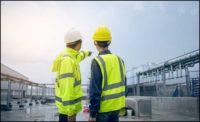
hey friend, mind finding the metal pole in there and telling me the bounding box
[52,87,53,96]
[41,86,43,97]
[48,87,50,96]
[30,85,33,99]
[185,67,190,96]
[45,86,46,98]
[134,86,136,96]
[176,69,179,78]
[156,69,159,96]
[40,87,41,97]
[50,87,52,96]
[46,87,48,96]
[136,73,140,96]
[18,83,20,100]
[169,68,171,79]
[46,87,47,97]
[49,87,51,96]
[49,87,50,96]
[178,83,181,97]
[25,84,28,98]
[39,86,41,97]
[151,72,154,83]
[171,65,173,79]
[29,85,33,106]
[162,69,166,96]
[19,82,24,108]
[42,86,44,97]
[7,80,11,109]
[20,83,23,105]
[37,86,38,98]
[43,85,45,97]
[179,63,182,78]
[53,88,55,96]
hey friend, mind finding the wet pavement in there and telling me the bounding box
[1,98,199,121]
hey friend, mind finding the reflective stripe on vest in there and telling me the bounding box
[96,55,125,103]
[59,73,73,79]
[74,80,81,87]
[96,56,108,87]
[55,96,82,106]
[58,73,81,87]
[55,96,62,102]
[96,56,125,91]
[63,97,82,106]
[55,78,80,88]
[101,91,125,101]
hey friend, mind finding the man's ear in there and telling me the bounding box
[94,41,98,45]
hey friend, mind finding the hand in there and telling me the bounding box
[88,51,92,56]
[88,117,96,122]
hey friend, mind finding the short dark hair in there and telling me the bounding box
[66,40,82,49]
[96,41,111,48]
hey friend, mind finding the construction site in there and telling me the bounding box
[1,1,199,121]
[1,49,199,121]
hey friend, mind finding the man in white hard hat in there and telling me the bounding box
[52,28,92,122]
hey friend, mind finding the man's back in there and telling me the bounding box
[94,53,126,113]
[89,25,126,122]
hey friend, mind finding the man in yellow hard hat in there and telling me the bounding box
[52,28,92,122]
[88,26,127,122]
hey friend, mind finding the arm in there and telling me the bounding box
[76,50,91,63]
[52,53,63,72]
[89,59,102,118]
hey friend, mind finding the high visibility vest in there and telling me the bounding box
[52,48,90,116]
[94,54,126,113]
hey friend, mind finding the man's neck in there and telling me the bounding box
[98,47,108,52]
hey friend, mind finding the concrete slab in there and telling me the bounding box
[1,98,199,121]
[126,97,152,117]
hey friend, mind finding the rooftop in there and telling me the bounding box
[1,98,199,121]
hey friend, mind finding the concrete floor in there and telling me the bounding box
[1,98,199,121]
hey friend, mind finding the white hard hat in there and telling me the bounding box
[64,28,82,44]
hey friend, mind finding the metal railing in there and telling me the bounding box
[1,73,54,110]
[127,49,199,97]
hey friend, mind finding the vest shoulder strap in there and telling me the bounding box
[94,54,125,91]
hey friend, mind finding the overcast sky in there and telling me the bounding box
[1,1,199,85]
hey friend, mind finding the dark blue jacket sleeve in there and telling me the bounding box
[89,59,102,118]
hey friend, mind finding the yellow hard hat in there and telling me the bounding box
[92,25,112,41]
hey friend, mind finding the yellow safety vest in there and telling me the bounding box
[94,54,126,113]
[52,48,90,116]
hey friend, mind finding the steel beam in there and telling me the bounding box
[136,73,140,96]
[185,67,191,96]
[7,80,11,109]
